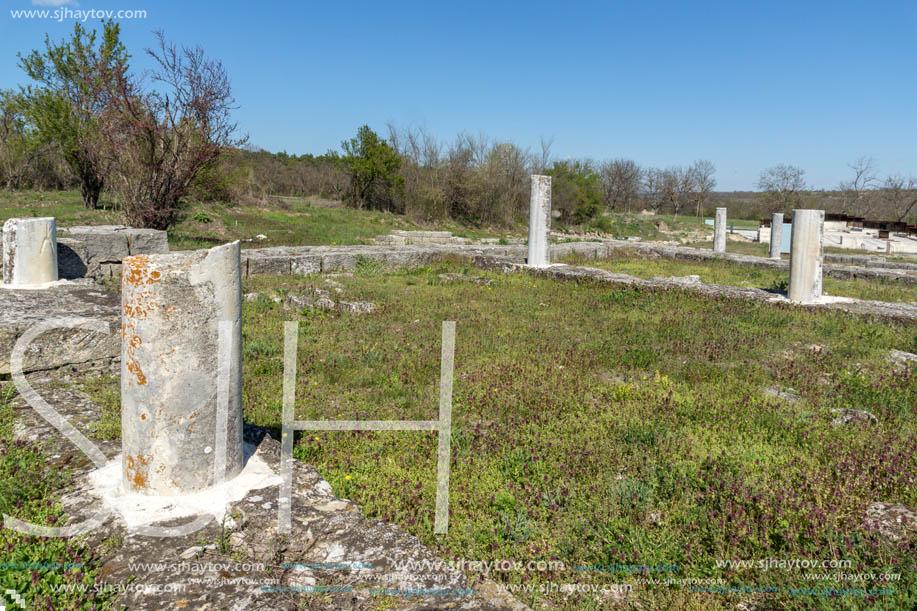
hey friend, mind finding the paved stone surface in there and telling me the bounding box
[7,382,526,611]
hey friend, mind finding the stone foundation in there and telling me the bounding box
[58,225,169,280]
[374,230,472,245]
[9,383,525,610]
[0,283,120,374]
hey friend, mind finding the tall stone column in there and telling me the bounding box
[713,208,727,253]
[528,175,552,266]
[787,210,824,303]
[121,241,243,494]
[1,218,58,286]
[769,213,784,259]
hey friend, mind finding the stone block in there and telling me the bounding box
[320,252,357,272]
[0,284,120,374]
[247,255,291,276]
[290,255,322,275]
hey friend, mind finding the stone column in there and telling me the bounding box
[527,175,552,266]
[769,213,784,259]
[787,210,824,303]
[713,208,727,253]
[1,217,58,286]
[121,241,243,494]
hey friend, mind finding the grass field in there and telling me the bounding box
[0,190,510,250]
[683,240,772,257]
[78,262,917,610]
[0,189,728,250]
[0,385,115,610]
[561,252,917,304]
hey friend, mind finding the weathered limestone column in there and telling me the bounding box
[121,241,243,494]
[787,210,824,303]
[1,217,58,285]
[713,208,727,253]
[769,213,784,259]
[527,175,552,266]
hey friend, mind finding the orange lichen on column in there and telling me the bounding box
[124,453,152,490]
[122,255,163,387]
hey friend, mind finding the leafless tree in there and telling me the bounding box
[839,156,879,217]
[689,159,716,217]
[757,164,807,208]
[0,92,35,189]
[881,175,917,222]
[599,158,642,213]
[672,166,696,219]
[388,123,447,219]
[642,167,666,214]
[88,31,242,229]
[535,135,553,174]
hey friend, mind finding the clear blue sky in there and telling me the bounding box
[2,0,916,190]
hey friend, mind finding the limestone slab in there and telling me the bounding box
[0,283,120,374]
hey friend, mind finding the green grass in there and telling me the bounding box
[562,252,917,303]
[683,240,773,257]
[0,384,115,610]
[683,239,917,264]
[824,246,917,263]
[84,264,917,609]
[0,189,513,250]
[575,212,713,243]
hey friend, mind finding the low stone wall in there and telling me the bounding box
[58,225,169,280]
[239,240,917,286]
[3,239,912,374]
[824,253,917,271]
[600,241,917,286]
[240,244,529,276]
[471,255,917,324]
[374,230,472,245]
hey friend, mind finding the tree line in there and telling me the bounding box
[330,123,721,228]
[1,24,915,229]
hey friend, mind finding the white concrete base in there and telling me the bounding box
[87,444,282,531]
[769,294,854,305]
